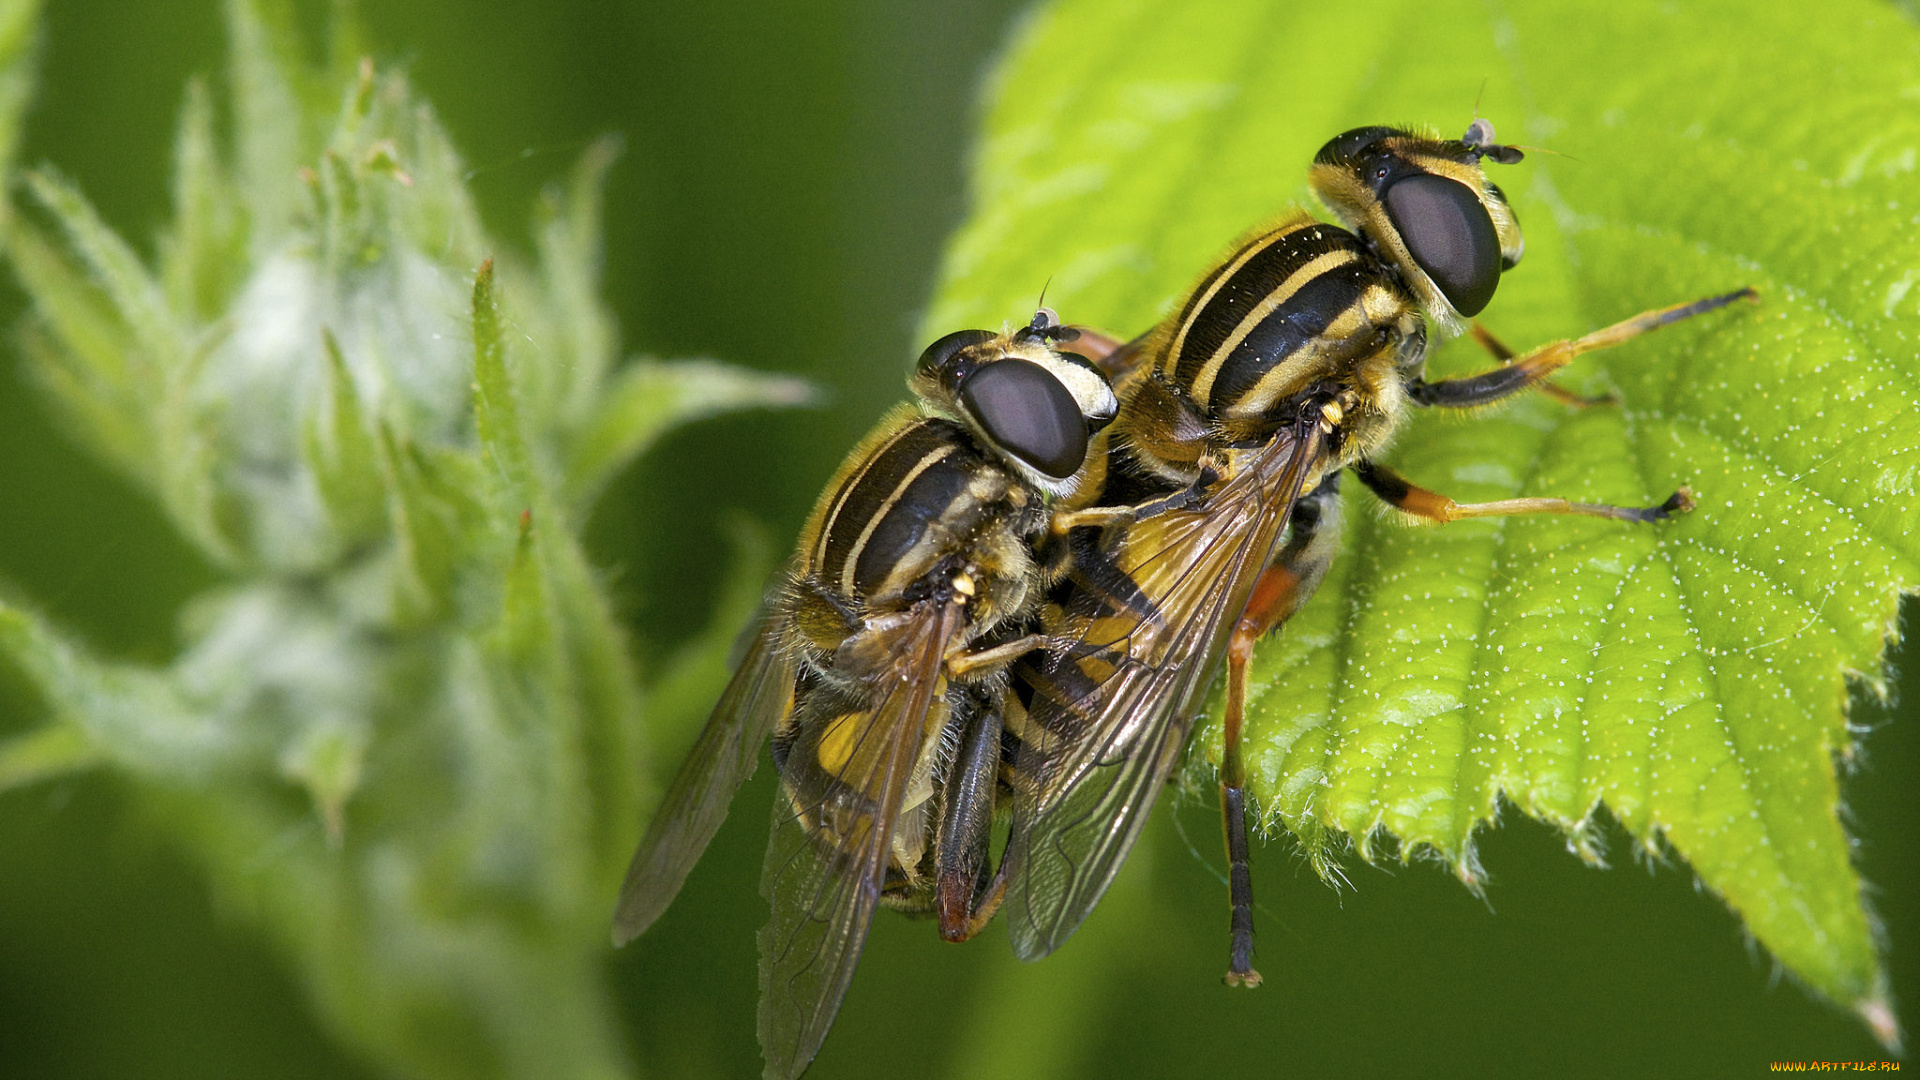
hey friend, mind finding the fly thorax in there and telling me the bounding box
[960,541,1035,640]
[1329,394,1403,466]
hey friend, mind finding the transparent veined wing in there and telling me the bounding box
[756,599,964,1080]
[613,617,797,945]
[1004,419,1327,961]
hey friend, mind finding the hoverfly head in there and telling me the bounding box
[1309,120,1526,330]
[913,314,1117,492]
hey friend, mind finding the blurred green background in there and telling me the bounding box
[0,2,1912,1077]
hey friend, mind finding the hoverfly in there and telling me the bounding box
[612,310,1120,1079]
[1001,120,1756,986]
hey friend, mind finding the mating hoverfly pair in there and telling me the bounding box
[613,119,1753,1078]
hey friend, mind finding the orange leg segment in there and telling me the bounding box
[1219,563,1310,989]
[1413,288,1757,410]
[1468,323,1616,408]
[1216,472,1344,987]
[1353,461,1695,525]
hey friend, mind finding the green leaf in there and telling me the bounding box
[526,135,621,435]
[276,717,365,847]
[0,603,235,778]
[19,170,235,565]
[500,512,549,662]
[160,77,246,321]
[224,0,305,250]
[471,259,535,504]
[24,170,187,375]
[536,512,652,884]
[374,422,465,620]
[0,0,42,236]
[931,0,1917,1044]
[7,225,148,469]
[0,723,101,794]
[0,5,811,1075]
[304,329,388,547]
[562,359,813,511]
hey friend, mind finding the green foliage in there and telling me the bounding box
[0,2,803,1077]
[931,0,1915,1046]
[0,0,39,234]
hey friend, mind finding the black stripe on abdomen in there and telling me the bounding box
[1205,263,1373,409]
[818,419,966,595]
[853,446,978,596]
[823,418,987,599]
[1169,224,1362,390]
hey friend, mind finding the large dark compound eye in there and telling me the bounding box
[1383,173,1502,316]
[958,359,1087,479]
[916,328,997,378]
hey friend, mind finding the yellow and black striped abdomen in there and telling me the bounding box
[805,412,1013,605]
[1158,215,1409,422]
